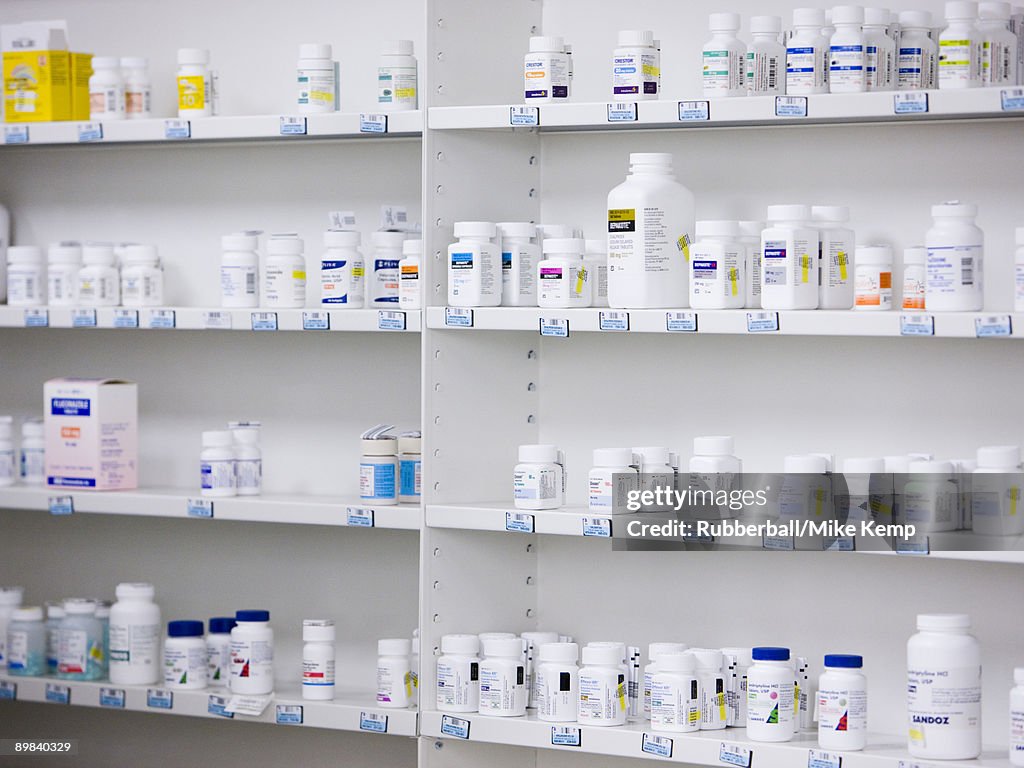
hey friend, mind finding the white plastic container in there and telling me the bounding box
[379,40,417,110]
[830,6,868,92]
[120,245,164,307]
[47,244,81,306]
[361,428,399,506]
[578,644,627,726]
[613,30,660,99]
[89,57,126,120]
[903,246,928,310]
[7,246,45,306]
[437,633,481,713]
[221,233,260,308]
[538,238,591,308]
[264,236,307,308]
[704,13,747,97]
[747,647,795,741]
[57,598,101,681]
[979,2,1019,84]
[398,239,422,310]
[651,652,700,733]
[693,648,728,730]
[589,448,638,513]
[200,431,236,497]
[77,244,120,307]
[722,646,753,727]
[536,642,579,722]
[925,202,984,312]
[230,609,274,695]
[689,436,743,511]
[232,427,261,496]
[740,220,764,307]
[521,631,560,708]
[122,57,152,118]
[898,11,939,88]
[818,654,867,750]
[906,460,959,532]
[514,444,564,510]
[690,220,744,309]
[644,642,689,718]
[19,419,44,485]
[108,583,161,685]
[939,1,982,88]
[787,8,829,94]
[972,445,1024,536]
[864,7,896,89]
[377,637,412,708]
[302,620,336,700]
[498,223,539,307]
[164,620,207,690]
[321,230,364,307]
[6,605,45,676]
[398,432,422,504]
[448,222,500,307]
[177,48,213,117]
[295,44,337,113]
[584,239,609,307]
[907,614,981,760]
[747,16,786,94]
[0,419,12,488]
[0,587,24,669]
[479,637,527,716]
[854,245,893,310]
[761,205,818,310]
[206,616,234,687]
[812,205,855,308]
[634,446,675,512]
[525,36,570,102]
[607,153,695,308]
[1012,668,1024,766]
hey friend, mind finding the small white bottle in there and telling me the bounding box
[377,638,412,708]
[903,246,928,310]
[514,444,564,511]
[368,231,405,308]
[583,239,609,308]
[536,642,579,722]
[692,648,728,730]
[612,30,660,99]
[6,605,45,676]
[398,432,422,504]
[704,14,747,97]
[479,637,527,717]
[120,245,164,307]
[498,223,540,307]
[108,583,161,685]
[972,445,1024,536]
[854,245,893,310]
[230,610,274,695]
[437,634,482,713]
[589,448,638,513]
[519,631,559,709]
[121,58,152,119]
[19,419,44,485]
[0,419,13,488]
[979,2,1019,84]
[747,16,786,95]
[232,427,261,496]
[787,8,829,94]
[360,425,399,506]
[898,11,939,89]
[221,233,260,308]
[651,652,700,733]
[398,239,422,310]
[7,246,45,307]
[200,431,236,498]
[524,36,570,102]
[812,205,855,309]
[321,230,364,308]
[177,48,213,118]
[1011,667,1024,766]
[689,220,744,309]
[89,57,126,120]
[739,220,764,308]
[379,40,418,111]
[830,5,868,93]
[722,647,753,727]
[818,654,867,750]
[578,644,627,726]
[206,616,235,687]
[864,7,897,89]
[78,243,120,307]
[448,222,500,307]
[761,205,819,310]
[303,620,336,700]
[297,44,337,113]
[264,235,307,308]
[538,238,591,309]
[940,1,982,88]
[0,587,23,668]
[644,642,689,719]
[746,647,795,742]
[164,620,207,690]
[925,201,984,312]
[47,243,81,306]
[689,436,743,512]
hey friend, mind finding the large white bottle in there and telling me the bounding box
[606,153,694,309]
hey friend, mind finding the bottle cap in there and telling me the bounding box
[648,642,688,661]
[917,613,971,630]
[752,646,791,662]
[689,648,724,670]
[121,57,148,69]
[91,56,120,69]
[593,447,635,467]
[82,243,116,265]
[441,633,480,655]
[233,428,260,445]
[115,583,155,600]
[453,221,496,239]
[362,436,398,456]
[202,430,233,448]
[168,620,204,637]
[7,246,43,264]
[659,652,697,673]
[382,40,414,56]
[832,5,866,24]
[629,152,673,167]
[46,603,66,619]
[542,237,584,256]
[784,454,829,473]
[302,620,336,642]
[529,36,565,53]
[122,244,159,265]
[946,0,980,19]
[21,419,43,439]
[908,459,955,474]
[402,239,423,257]
[12,606,44,622]
[738,221,765,238]
[766,204,811,222]
[483,637,524,658]
[931,201,978,218]
[696,220,740,238]
[824,653,863,668]
[856,244,893,266]
[379,637,411,655]
[581,644,622,666]
[539,642,578,663]
[537,224,577,239]
[222,233,259,251]
[980,1,1012,18]
[398,434,422,454]
[750,15,783,33]
[811,205,851,224]
[177,48,210,66]
[48,244,82,264]
[899,9,934,26]
[236,609,270,622]
[693,436,735,457]
[297,43,332,60]
[267,236,304,255]
[519,444,560,463]
[634,446,669,465]
[842,457,885,473]
[324,229,360,248]
[883,455,913,473]
[720,646,754,666]
[497,222,537,240]
[903,246,927,265]
[864,7,892,25]
[617,30,655,47]
[793,7,827,26]
[372,230,407,248]
[521,631,560,646]
[64,598,97,615]
[708,12,741,30]
[208,617,236,634]
[586,641,626,661]
[976,445,1021,469]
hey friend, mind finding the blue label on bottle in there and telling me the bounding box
[400,458,420,498]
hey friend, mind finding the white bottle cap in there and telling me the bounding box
[689,648,724,671]
[379,637,412,655]
[750,15,783,33]
[483,637,524,658]
[497,222,537,240]
[952,458,978,473]
[303,619,336,642]
[883,455,912,473]
[1015,228,1024,246]
[784,454,829,473]
[856,245,893,265]
[976,445,1021,468]
[1015,667,1024,686]
[11,606,43,622]
[381,40,414,56]
[933,200,979,219]
[979,1,1012,19]
[47,603,65,619]
[539,642,578,663]
[766,204,812,222]
[629,152,673,167]
[581,644,622,666]
[372,230,407,249]
[519,444,560,463]
[82,243,116,265]
[521,631,560,645]
[441,633,480,655]
[720,646,754,666]
[542,237,584,256]
[908,452,934,461]
[864,7,891,25]
[909,459,955,474]
[298,43,332,60]
[324,230,360,248]
[122,244,159,265]
[7,246,43,264]
[917,613,971,631]
[617,29,655,47]
[693,436,735,456]
[402,239,423,257]
[899,9,934,26]
[64,598,97,615]
[811,205,851,224]
[659,652,697,673]
[268,236,304,255]
[811,453,834,471]
[695,220,740,238]
[648,642,688,661]
[903,246,927,265]
[222,233,258,251]
[842,457,885,473]
[453,221,496,239]
[48,244,82,264]
[529,36,565,53]
[202,430,234,448]
[708,12,741,31]
[946,0,980,20]
[92,56,120,70]
[94,602,111,619]
[362,436,398,456]
[21,419,43,439]
[793,7,827,26]
[398,434,422,454]
[233,428,259,446]
[0,587,24,606]
[121,56,148,69]
[584,239,606,256]
[738,221,765,238]
[586,641,626,662]
[832,5,866,25]
[178,48,210,66]
[634,446,669,465]
[537,224,577,239]
[593,448,634,467]
[115,582,155,600]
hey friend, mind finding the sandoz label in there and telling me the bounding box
[440,714,471,739]
[678,100,710,121]
[279,116,308,135]
[164,119,191,139]
[359,711,388,732]
[642,733,673,758]
[776,96,808,117]
[510,106,540,126]
[77,122,104,142]
[666,311,698,332]
[907,665,981,748]
[607,102,638,122]
[894,92,928,114]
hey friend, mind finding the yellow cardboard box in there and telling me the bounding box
[1,20,91,123]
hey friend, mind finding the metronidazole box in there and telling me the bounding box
[44,378,138,490]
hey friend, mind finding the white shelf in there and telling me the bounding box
[0,306,421,333]
[429,89,1024,131]
[426,307,1021,339]
[0,673,417,735]
[0,486,421,530]
[1,111,423,147]
[420,710,1011,768]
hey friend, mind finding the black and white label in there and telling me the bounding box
[148,309,176,329]
[747,311,780,332]
[208,695,234,718]
[444,307,474,327]
[77,122,104,142]
[279,116,308,135]
[776,96,808,117]
[99,688,125,708]
[303,311,330,331]
[642,733,673,758]
[276,705,303,725]
[147,689,173,709]
[23,308,48,327]
[510,106,540,126]
[763,533,796,550]
[359,113,388,133]
[607,102,638,122]
[894,92,928,114]
[186,499,214,518]
[48,496,74,516]
[539,317,569,337]
[975,314,1012,337]
[551,726,581,746]
[71,308,97,328]
[4,125,29,144]
[582,517,612,538]
[1001,87,1024,110]
[809,749,842,768]
[440,714,471,739]
[0,681,16,700]
[505,512,535,533]
[164,119,191,139]
[378,310,406,331]
[45,684,70,705]
[346,507,375,527]
[678,100,711,121]
[666,311,698,332]
[720,743,753,767]
[202,311,233,329]
[599,311,629,331]
[251,312,278,331]
[900,313,934,336]
[113,309,139,328]
[359,711,388,732]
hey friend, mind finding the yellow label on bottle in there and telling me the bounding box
[293,270,306,280]
[678,233,692,262]
[717,692,727,721]
[617,681,627,711]
[729,267,739,296]
[838,251,849,281]
[801,254,810,283]
[177,75,206,111]
[575,266,587,295]
[395,87,416,98]
[353,267,365,277]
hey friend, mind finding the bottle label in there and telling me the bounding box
[748,51,782,93]
[177,75,207,111]
[899,47,926,88]
[400,458,421,498]
[229,638,274,682]
[747,678,794,728]
[126,86,152,116]
[702,50,742,94]
[164,645,206,687]
[265,264,307,306]
[907,665,981,746]
[0,449,16,483]
[578,672,626,722]
[235,459,262,492]
[90,86,122,116]
[221,264,258,300]
[514,467,558,501]
[378,66,417,106]
[58,629,88,675]
[208,639,231,684]
[109,622,160,669]
[361,462,396,500]
[437,660,479,708]
[818,685,867,734]
[830,45,865,88]
[926,244,982,297]
[6,631,28,669]
[939,40,974,83]
[786,46,821,90]
[304,656,336,686]
[1011,705,1024,755]
[201,459,236,491]
[613,52,659,95]
[701,676,728,726]
[651,678,700,729]
[524,54,569,99]
[370,259,400,305]
[298,68,337,109]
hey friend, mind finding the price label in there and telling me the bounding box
[346,507,375,527]
[48,496,74,516]
[77,122,104,142]
[164,119,191,139]
[763,534,795,550]
[279,116,308,135]
[359,113,388,133]
[440,714,471,739]
[599,311,629,331]
[444,307,474,327]
[1001,87,1024,111]
[378,310,407,331]
[208,695,234,718]
[251,312,278,331]
[975,315,1012,337]
[147,689,173,709]
[113,309,139,328]
[0,681,17,700]
[720,743,753,767]
[539,317,569,337]
[824,536,856,552]
[505,512,535,533]
[894,92,928,114]
[510,106,540,126]
[642,733,673,758]
[747,312,780,332]
[225,694,272,716]
[186,499,214,518]
[276,705,303,725]
[23,308,49,327]
[896,537,930,555]
[551,726,581,746]
[148,309,176,329]
[809,749,842,768]
[678,100,711,121]
[776,96,808,117]
[4,125,29,144]
[359,711,388,732]
[666,311,698,332]
[302,311,330,330]
[45,683,71,705]
[582,517,612,538]
[100,688,125,708]
[71,308,97,328]
[607,102,638,122]
[900,313,935,336]
[202,310,233,329]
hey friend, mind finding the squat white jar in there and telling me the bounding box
[230,609,274,695]
[377,637,412,708]
[361,434,399,505]
[200,431,236,498]
[437,633,481,713]
[297,44,337,114]
[7,246,45,307]
[903,246,928,310]
[302,620,335,700]
[378,40,418,110]
[578,644,627,726]
[854,245,893,310]
[120,244,164,307]
[589,448,638,513]
[109,582,161,685]
[514,444,564,510]
[538,238,591,309]
[747,646,795,742]
[47,244,82,306]
[524,36,570,102]
[818,654,867,751]
[89,56,126,120]
[368,231,405,308]
[479,637,527,716]
[321,229,364,308]
[651,652,700,733]
[78,244,120,307]
[612,29,660,99]
[536,642,579,722]
[164,620,207,690]
[264,236,307,308]
[690,220,744,309]
[925,202,983,312]
[221,233,259,308]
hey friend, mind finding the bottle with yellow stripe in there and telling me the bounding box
[537,238,592,309]
[812,206,855,309]
[690,220,746,309]
[578,644,628,726]
[760,205,820,310]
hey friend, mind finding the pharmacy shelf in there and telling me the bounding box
[426,307,1022,339]
[429,88,1024,131]
[0,306,421,333]
[0,111,423,147]
[420,710,1011,768]
[0,486,421,530]
[0,673,417,736]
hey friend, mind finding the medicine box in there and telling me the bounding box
[2,20,91,122]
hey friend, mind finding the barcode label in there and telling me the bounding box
[203,311,233,329]
[642,734,673,758]
[359,711,388,732]
[276,705,303,724]
[378,310,406,331]
[975,315,1012,337]
[900,314,934,336]
[71,308,97,328]
[45,683,71,704]
[279,116,308,135]
[148,309,176,329]
[678,100,711,121]
[551,726,581,746]
[809,749,842,768]
[539,317,569,337]
[23,308,48,327]
[147,689,173,709]
[1001,87,1024,110]
[0,681,16,700]
[510,106,540,126]
[506,512,535,533]
[607,102,638,122]
[894,92,928,114]
[747,311,780,332]
[48,496,74,516]
[776,96,808,117]
[445,307,474,327]
[666,311,698,332]
[303,311,330,330]
[100,688,125,708]
[582,517,612,537]
[960,257,974,286]
[77,122,104,142]
[599,311,629,331]
[360,113,388,133]
[896,537,930,555]
[440,715,471,739]
[4,125,29,144]
[251,312,278,331]
[346,507,375,527]
[186,499,214,518]
[113,309,139,328]
[720,743,753,767]
[209,695,234,718]
[164,119,191,139]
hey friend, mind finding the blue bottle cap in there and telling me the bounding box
[235,609,270,622]
[752,646,791,661]
[168,620,204,637]
[824,653,863,668]
[208,617,236,634]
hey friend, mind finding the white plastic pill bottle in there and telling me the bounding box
[589,448,638,513]
[498,222,540,307]
[747,16,786,95]
[972,445,1024,536]
[321,229,364,308]
[644,642,689,719]
[536,642,579,722]
[739,220,764,308]
[514,444,564,510]
[122,57,152,118]
[296,44,336,113]
[854,245,893,310]
[939,1,982,88]
[818,654,867,750]
[7,246,45,307]
[177,48,213,117]
[690,220,745,309]
[6,605,45,676]
[703,13,747,97]
[787,8,829,94]
[0,587,24,668]
[903,246,927,310]
[78,243,120,307]
[898,11,939,89]
[121,245,164,307]
[437,633,481,713]
[1011,667,1024,766]
[864,7,896,89]
[925,202,983,311]
[89,57,126,120]
[264,235,307,308]
[398,432,422,504]
[524,36,570,102]
[301,619,336,700]
[722,646,753,727]
[520,631,559,710]
[583,239,609,307]
[232,427,261,497]
[360,426,399,505]
[164,620,207,690]
[979,2,1019,84]
[538,238,591,309]
[379,40,418,110]
[108,582,161,685]
[812,205,855,308]
[19,419,44,485]
[377,637,412,708]
[221,233,259,308]
[206,616,235,687]
[760,205,818,310]
[830,6,868,92]
[448,222,501,307]
[651,651,700,733]
[613,30,660,99]
[479,637,527,717]
[398,238,422,310]
[230,609,274,695]
[746,646,795,741]
[47,243,81,306]
[692,648,728,730]
[200,430,236,498]
[578,644,627,726]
